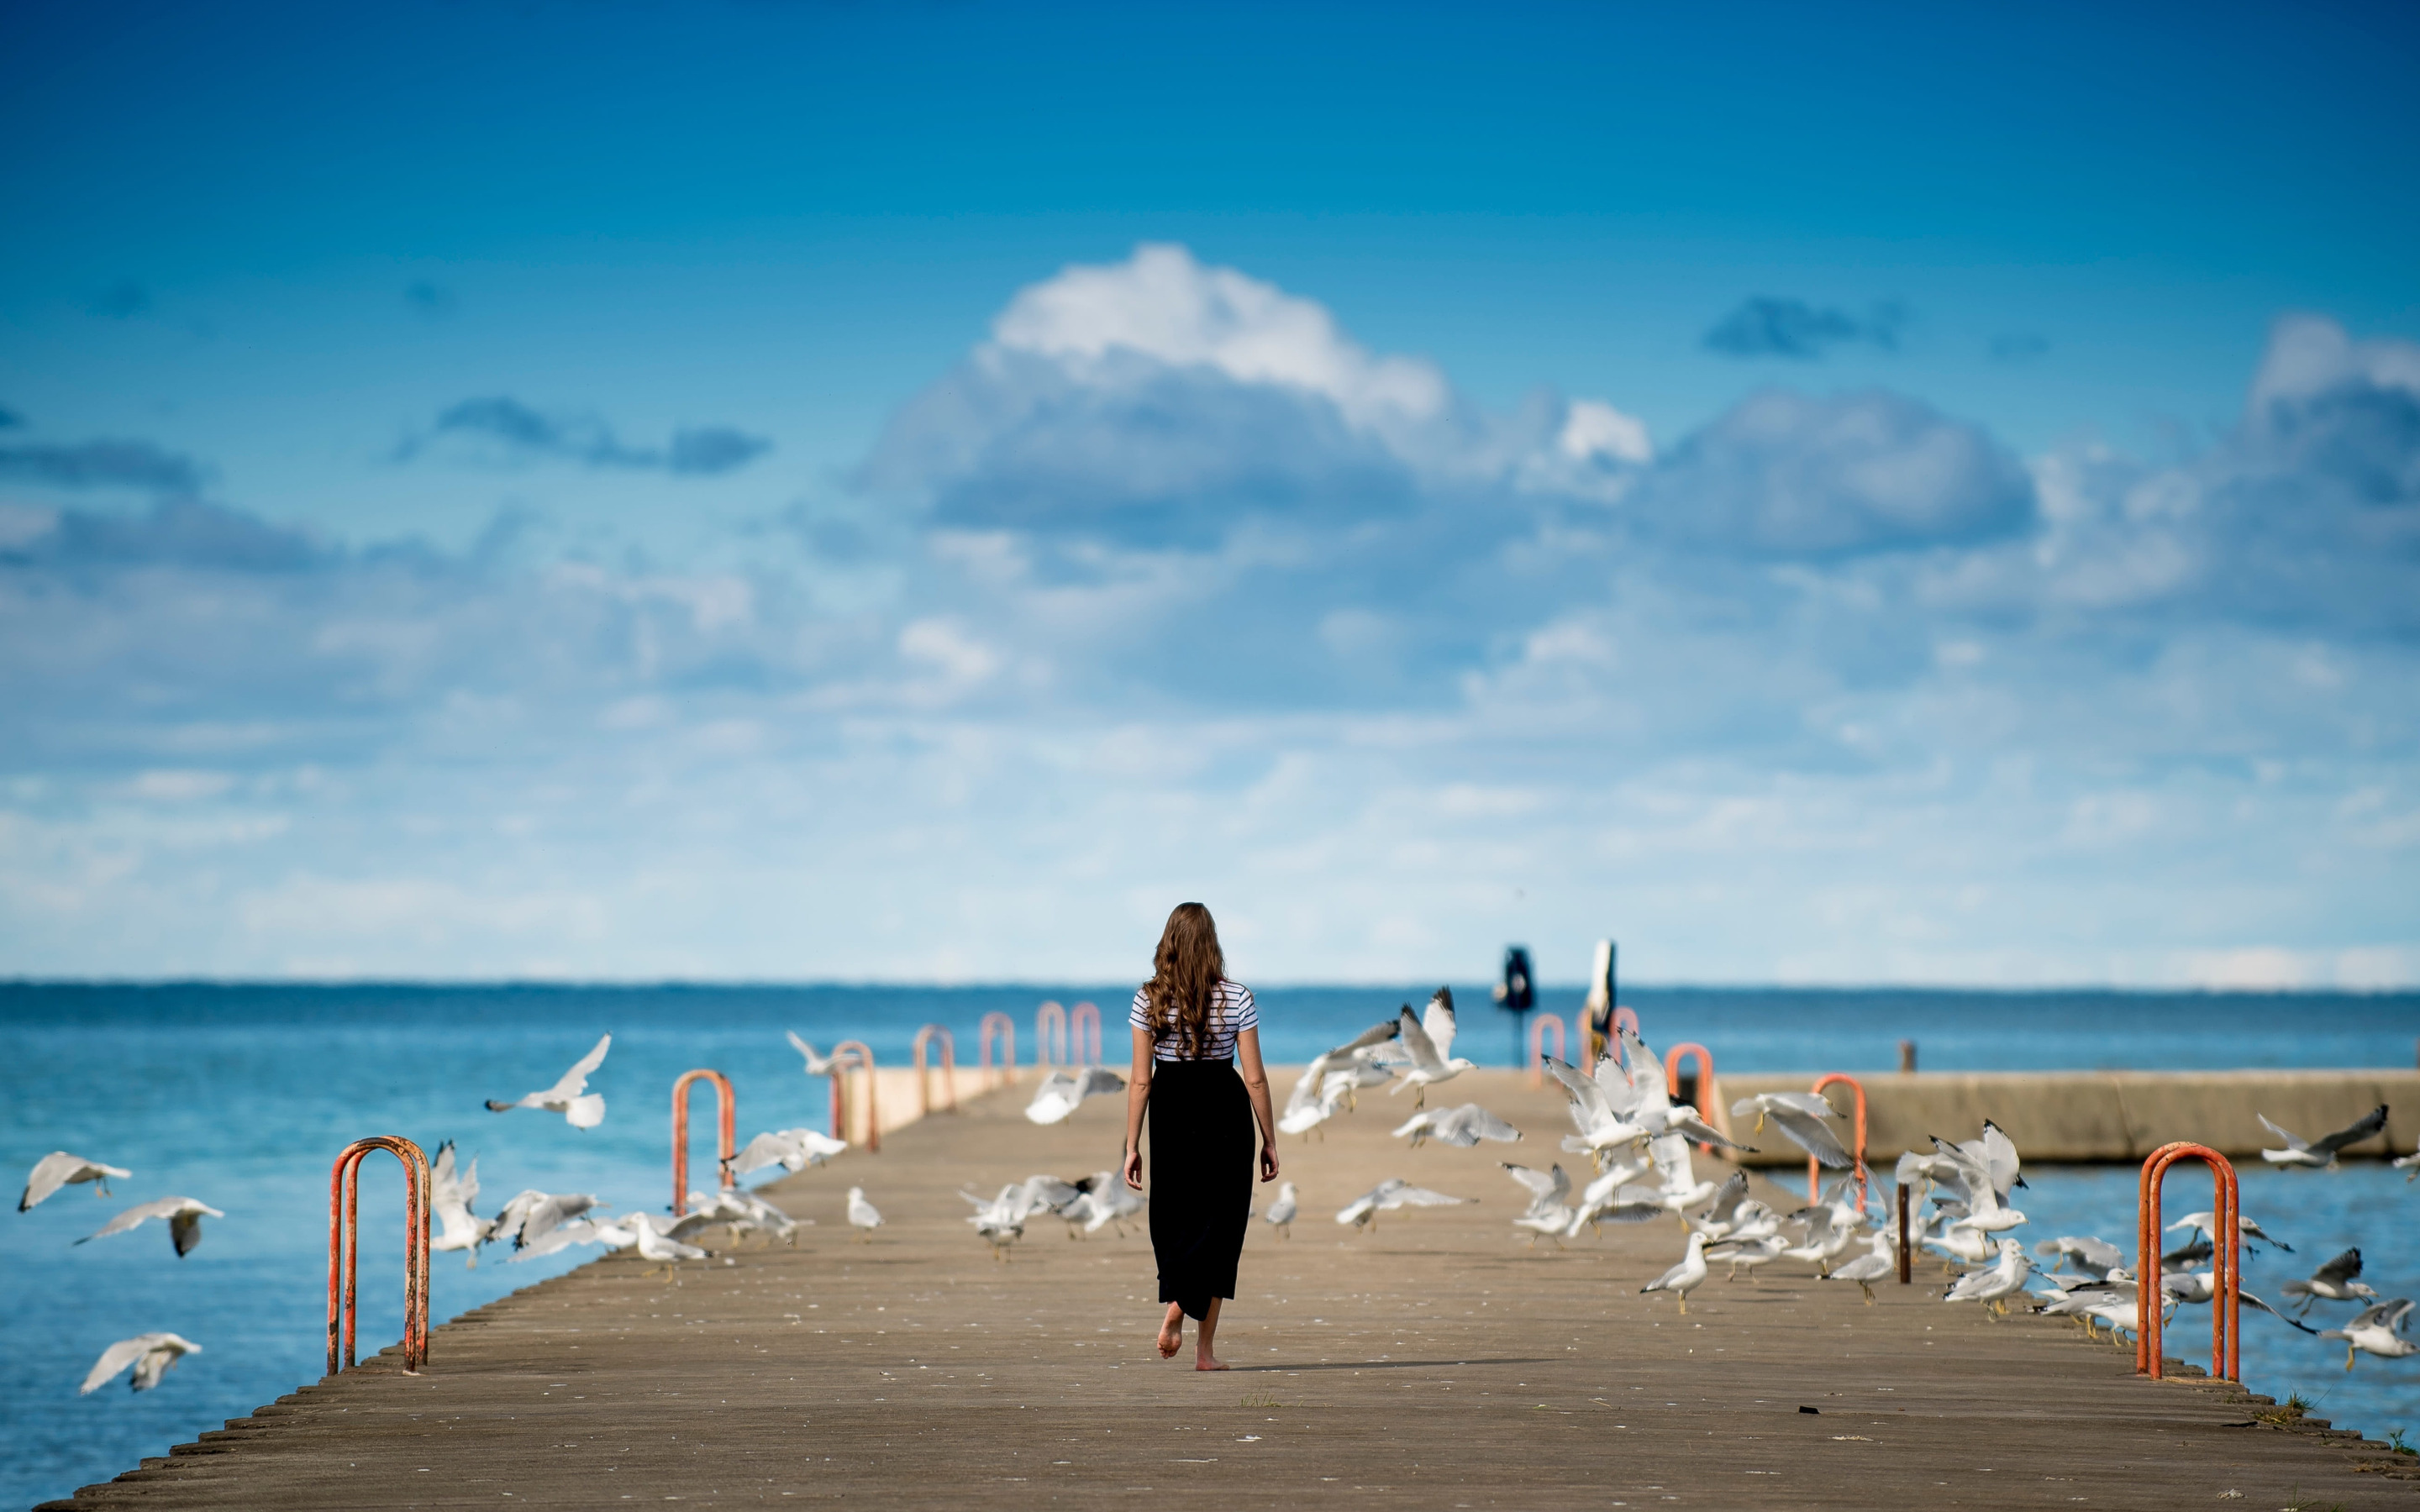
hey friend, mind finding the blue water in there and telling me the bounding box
[3,983,2416,1509]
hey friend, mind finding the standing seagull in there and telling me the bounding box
[486,1033,610,1129]
[1641,1231,1711,1314]
[80,1333,201,1394]
[1823,1231,1900,1305]
[1944,1238,2034,1317]
[2257,1105,2390,1168]
[1263,1182,1297,1238]
[20,1152,133,1212]
[1389,990,1477,1108]
[2321,1299,2417,1369]
[846,1186,882,1241]
[76,1197,224,1257]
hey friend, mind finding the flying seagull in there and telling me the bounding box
[1389,990,1477,1107]
[20,1152,134,1212]
[429,1141,494,1268]
[2165,1210,2291,1254]
[487,1033,610,1128]
[733,1127,849,1175]
[80,1333,201,1394]
[2279,1248,2380,1316]
[1025,1067,1128,1126]
[2320,1298,2417,1370]
[76,1197,224,1257]
[786,1032,841,1075]
[2257,1105,2389,1168]
[1335,1177,1472,1231]
[1729,1092,1853,1168]
[1392,1103,1523,1149]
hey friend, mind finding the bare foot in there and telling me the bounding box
[1156,1306,1183,1359]
[1194,1354,1228,1371]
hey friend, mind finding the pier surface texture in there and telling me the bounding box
[48,1071,2419,1509]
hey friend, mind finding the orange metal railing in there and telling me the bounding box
[1527,1014,1566,1087]
[1034,1000,1068,1068]
[979,1011,1017,1089]
[1069,1001,1102,1066]
[327,1136,430,1377]
[2138,1142,2240,1383]
[831,1040,881,1152]
[1808,1073,1870,1212]
[913,1024,958,1116]
[671,1069,736,1217]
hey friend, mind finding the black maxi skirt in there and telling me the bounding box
[1146,1058,1255,1321]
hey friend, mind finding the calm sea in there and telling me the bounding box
[4,983,2417,1508]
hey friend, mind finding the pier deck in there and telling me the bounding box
[46,1072,2419,1509]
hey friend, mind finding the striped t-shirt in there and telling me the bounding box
[1128,979,1258,1063]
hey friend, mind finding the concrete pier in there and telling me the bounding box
[1714,1069,2418,1167]
[45,1071,2420,1509]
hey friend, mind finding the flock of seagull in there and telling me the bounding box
[24,999,2419,1400]
[19,1030,883,1399]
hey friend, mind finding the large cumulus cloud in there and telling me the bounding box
[1,248,2413,984]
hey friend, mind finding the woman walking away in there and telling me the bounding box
[1122,902,1280,1370]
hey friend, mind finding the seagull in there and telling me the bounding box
[508,1216,639,1263]
[2165,1210,2291,1255]
[733,1127,849,1176]
[680,1187,803,1245]
[1389,990,1477,1107]
[2280,1248,2380,1316]
[1687,1173,1758,1241]
[964,1184,1042,1259]
[1263,1182,1297,1238]
[2395,1141,2419,1180]
[1823,1231,1900,1304]
[846,1186,882,1241]
[20,1152,133,1212]
[79,1333,201,1394]
[2157,1269,2317,1332]
[1644,1133,1721,1216]
[1501,1162,1572,1246]
[1059,1172,1146,1236]
[1282,1018,1404,1135]
[1729,1092,1853,1168]
[2320,1299,2417,1370]
[1024,1067,1128,1126]
[1641,1231,1711,1314]
[786,1032,841,1075]
[1334,1178,1472,1232]
[1706,1233,1787,1282]
[2259,1105,2390,1168]
[486,1033,610,1128]
[489,1189,603,1252]
[1544,1036,1754,1165]
[1393,1103,1523,1149]
[76,1197,224,1257]
[1944,1238,2033,1316]
[429,1141,494,1268]
[1781,1200,1861,1277]
[2035,1235,2126,1274]
[1925,1126,2027,1232]
[626,1211,713,1269]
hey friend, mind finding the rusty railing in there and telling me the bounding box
[327,1136,430,1377]
[1527,1013,1566,1087]
[1896,1182,1912,1284]
[913,1024,958,1116]
[2138,1142,2240,1383]
[671,1068,735,1218]
[831,1040,881,1153]
[978,1011,1017,1088]
[1068,1001,1102,1065]
[1808,1072,1870,1212]
[1034,1000,1067,1068]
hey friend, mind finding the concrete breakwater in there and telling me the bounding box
[1708,1068,2419,1167]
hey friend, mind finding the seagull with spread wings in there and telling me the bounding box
[1389,990,1478,1107]
[1279,1018,1400,1136]
[1393,1103,1523,1149]
[1024,1066,1128,1126]
[76,1197,224,1257]
[2258,1104,2390,1168]
[2321,1298,2417,1369]
[428,1141,494,1268]
[734,1126,849,1176]
[1729,1092,1853,1168]
[20,1152,133,1211]
[1334,1177,1472,1232]
[2279,1247,2380,1316]
[80,1333,201,1394]
[486,1033,610,1128]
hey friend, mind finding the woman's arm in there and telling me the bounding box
[1235,1026,1281,1182]
[1120,1024,1155,1189]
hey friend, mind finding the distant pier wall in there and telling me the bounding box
[1709,1068,2418,1166]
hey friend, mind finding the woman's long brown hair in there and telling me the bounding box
[1143,902,1225,1058]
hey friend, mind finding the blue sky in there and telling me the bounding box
[2,0,2415,984]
